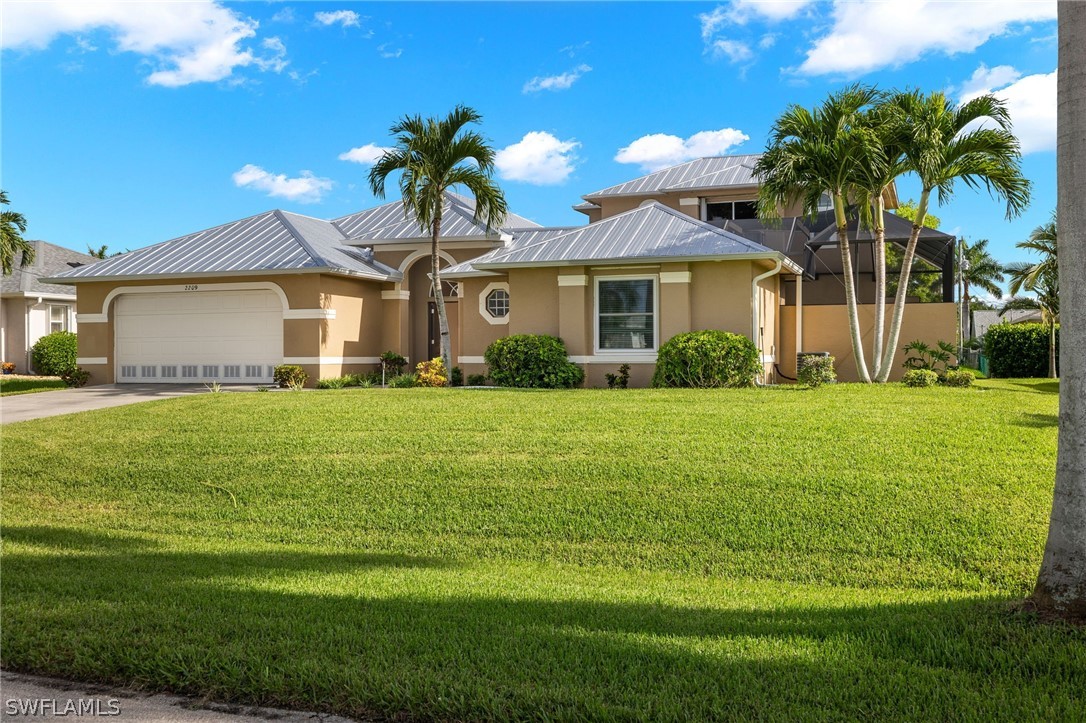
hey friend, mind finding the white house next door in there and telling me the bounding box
[114,290,282,384]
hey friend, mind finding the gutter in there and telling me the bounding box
[751,258,783,385]
[476,252,802,274]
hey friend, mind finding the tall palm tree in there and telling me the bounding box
[368,105,507,374]
[874,90,1031,382]
[959,238,1005,340]
[1005,215,1059,378]
[755,84,885,382]
[1,190,34,276]
[1033,0,1086,623]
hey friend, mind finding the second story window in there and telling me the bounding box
[703,199,758,227]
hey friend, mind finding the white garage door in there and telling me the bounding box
[115,290,283,384]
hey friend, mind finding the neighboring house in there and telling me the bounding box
[44,155,957,386]
[1,241,96,373]
[972,308,1044,340]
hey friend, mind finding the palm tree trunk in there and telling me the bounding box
[1032,0,1086,622]
[1049,321,1057,379]
[876,190,932,382]
[430,213,453,375]
[835,194,871,382]
[872,197,887,379]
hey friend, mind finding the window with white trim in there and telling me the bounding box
[703,199,758,227]
[596,277,656,351]
[49,305,69,333]
[485,288,509,318]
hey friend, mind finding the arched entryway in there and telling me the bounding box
[405,256,459,365]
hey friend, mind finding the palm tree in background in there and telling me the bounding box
[959,238,1005,340]
[1004,215,1059,378]
[1,190,34,276]
[368,105,507,374]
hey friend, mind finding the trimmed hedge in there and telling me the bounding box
[798,354,836,388]
[902,369,939,388]
[983,323,1058,378]
[31,331,77,375]
[651,330,760,388]
[484,335,584,389]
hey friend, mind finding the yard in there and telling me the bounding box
[1,380,1082,720]
[0,375,66,396]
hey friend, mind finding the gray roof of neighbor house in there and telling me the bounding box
[44,210,400,283]
[583,155,761,200]
[333,190,539,243]
[973,309,1043,338]
[1,241,96,296]
[446,202,802,276]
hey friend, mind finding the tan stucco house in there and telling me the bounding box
[44,155,957,386]
[2,241,96,373]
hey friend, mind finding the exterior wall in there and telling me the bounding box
[316,275,384,379]
[456,276,510,377]
[779,302,958,382]
[1,296,77,372]
[508,268,560,337]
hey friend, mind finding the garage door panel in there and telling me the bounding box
[115,290,283,384]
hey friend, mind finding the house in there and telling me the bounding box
[43,155,957,386]
[2,241,97,373]
[972,308,1043,340]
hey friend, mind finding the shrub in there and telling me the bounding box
[797,355,836,388]
[348,371,383,386]
[450,366,464,387]
[60,366,90,388]
[651,330,760,388]
[484,335,584,389]
[388,373,417,388]
[316,376,349,389]
[466,373,488,386]
[902,369,939,388]
[902,340,957,373]
[943,369,976,387]
[273,364,307,389]
[415,357,448,387]
[380,351,408,377]
[605,364,631,389]
[983,323,1058,378]
[31,331,77,375]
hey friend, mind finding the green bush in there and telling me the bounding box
[31,331,77,375]
[983,323,1058,377]
[797,355,836,388]
[943,369,976,387]
[902,369,939,388]
[380,351,407,377]
[651,330,760,388]
[388,373,417,388]
[466,373,488,386]
[450,366,464,387]
[484,335,584,389]
[273,364,307,389]
[60,366,90,388]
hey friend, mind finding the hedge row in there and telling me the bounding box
[983,322,1058,378]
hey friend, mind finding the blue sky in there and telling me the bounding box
[1,1,1058,278]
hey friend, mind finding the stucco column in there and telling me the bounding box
[659,264,692,343]
[557,267,589,356]
[380,288,410,358]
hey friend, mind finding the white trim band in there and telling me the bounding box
[659,271,692,284]
[557,274,588,287]
[282,357,382,365]
[284,309,336,320]
[381,290,411,300]
[457,356,486,364]
[76,313,108,324]
[76,357,108,365]
[570,353,658,364]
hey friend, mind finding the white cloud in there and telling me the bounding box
[255,37,288,74]
[378,43,402,59]
[958,67,1057,154]
[232,164,333,203]
[699,1,813,64]
[797,0,1057,76]
[1,1,285,87]
[559,41,590,58]
[271,7,296,24]
[313,10,361,28]
[495,132,580,185]
[711,39,753,63]
[522,64,591,93]
[614,129,750,172]
[338,144,394,165]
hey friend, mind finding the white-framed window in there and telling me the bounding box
[702,199,758,227]
[478,282,510,326]
[49,305,69,333]
[595,276,657,352]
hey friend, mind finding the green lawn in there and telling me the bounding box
[0,375,66,396]
[1,380,1082,721]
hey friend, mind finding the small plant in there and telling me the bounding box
[902,369,939,388]
[2,362,15,374]
[450,366,464,387]
[605,364,631,389]
[484,334,584,389]
[356,378,374,389]
[652,330,760,388]
[30,331,78,376]
[902,340,956,374]
[60,366,90,388]
[316,376,349,389]
[466,373,488,386]
[273,364,307,389]
[388,373,417,388]
[256,386,270,392]
[380,350,408,378]
[415,357,448,387]
[797,355,836,388]
[204,381,224,393]
[288,379,306,391]
[942,369,976,388]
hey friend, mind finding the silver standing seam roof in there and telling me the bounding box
[442,227,582,278]
[44,210,400,283]
[583,155,761,200]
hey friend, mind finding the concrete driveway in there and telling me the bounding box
[1,384,240,424]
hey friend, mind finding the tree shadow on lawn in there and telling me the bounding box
[1008,380,1060,394]
[1015,413,1059,428]
[2,525,1084,721]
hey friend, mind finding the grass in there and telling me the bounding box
[1,379,1082,720]
[0,375,66,396]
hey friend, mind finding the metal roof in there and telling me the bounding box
[442,227,581,278]
[583,155,761,200]
[45,210,399,283]
[470,202,801,272]
[1,241,97,296]
[333,190,539,243]
[572,201,600,213]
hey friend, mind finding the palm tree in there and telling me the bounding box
[755,84,884,382]
[87,245,110,259]
[368,105,507,374]
[1,190,34,275]
[1005,215,1059,378]
[1033,0,1086,623]
[874,90,1031,382]
[959,238,1005,340]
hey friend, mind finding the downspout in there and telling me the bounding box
[752,258,783,385]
